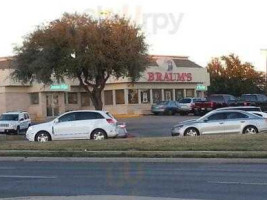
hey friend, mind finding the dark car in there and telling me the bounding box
[193,94,237,115]
[151,101,179,115]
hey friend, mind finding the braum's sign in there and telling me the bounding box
[147,72,192,82]
[50,84,70,91]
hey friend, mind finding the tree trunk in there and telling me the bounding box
[90,89,103,110]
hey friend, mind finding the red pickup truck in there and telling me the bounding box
[193,94,237,115]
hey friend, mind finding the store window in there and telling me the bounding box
[68,92,78,104]
[128,89,139,104]
[104,90,113,105]
[186,89,195,97]
[164,89,173,101]
[30,93,39,104]
[175,89,184,101]
[152,89,162,103]
[81,93,90,106]
[140,89,150,104]
[115,90,125,104]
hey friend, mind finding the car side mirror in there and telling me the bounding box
[54,118,59,123]
[203,119,208,123]
[19,118,24,121]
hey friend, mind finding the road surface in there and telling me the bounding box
[123,115,197,137]
[0,158,267,200]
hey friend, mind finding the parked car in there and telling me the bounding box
[216,106,267,118]
[26,110,127,142]
[237,94,267,111]
[0,111,31,134]
[171,110,267,136]
[193,94,237,115]
[151,101,179,115]
[178,98,204,115]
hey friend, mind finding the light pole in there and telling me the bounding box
[260,49,267,93]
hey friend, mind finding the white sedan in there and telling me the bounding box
[26,110,127,142]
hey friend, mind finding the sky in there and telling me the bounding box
[1,0,267,71]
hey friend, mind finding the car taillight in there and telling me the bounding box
[210,102,214,107]
[106,118,116,124]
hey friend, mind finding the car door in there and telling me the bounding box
[53,112,78,139]
[199,112,226,134]
[75,112,101,139]
[19,114,27,129]
[224,112,249,133]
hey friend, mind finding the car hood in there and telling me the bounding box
[31,121,54,129]
[175,119,198,127]
[0,121,17,124]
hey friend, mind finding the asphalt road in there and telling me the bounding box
[122,115,197,137]
[1,159,267,200]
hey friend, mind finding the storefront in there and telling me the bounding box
[0,55,210,121]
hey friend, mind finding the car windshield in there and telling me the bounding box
[241,95,257,101]
[0,114,18,121]
[156,101,168,105]
[179,98,191,103]
[207,96,224,102]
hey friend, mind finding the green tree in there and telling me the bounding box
[207,54,265,96]
[13,13,150,110]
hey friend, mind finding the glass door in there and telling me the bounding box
[46,94,59,117]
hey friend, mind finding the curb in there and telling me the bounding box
[1,150,267,159]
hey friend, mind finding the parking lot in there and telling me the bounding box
[122,114,198,137]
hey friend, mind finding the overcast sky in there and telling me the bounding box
[1,0,267,71]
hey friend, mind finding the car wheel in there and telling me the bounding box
[243,126,258,134]
[35,131,51,142]
[91,129,107,140]
[184,128,199,136]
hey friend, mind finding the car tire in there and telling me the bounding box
[184,128,199,136]
[91,129,107,140]
[35,131,51,142]
[243,126,258,134]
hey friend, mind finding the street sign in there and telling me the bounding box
[196,84,207,91]
[50,84,70,91]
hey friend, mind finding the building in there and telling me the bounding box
[0,55,210,121]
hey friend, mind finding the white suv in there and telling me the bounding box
[26,110,127,142]
[0,111,31,134]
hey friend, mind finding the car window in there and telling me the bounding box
[208,96,224,103]
[24,114,28,119]
[179,98,191,103]
[253,113,263,117]
[226,112,249,119]
[76,112,104,120]
[241,95,257,101]
[156,101,168,105]
[58,113,76,122]
[0,114,19,121]
[207,113,226,121]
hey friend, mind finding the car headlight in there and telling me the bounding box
[173,125,184,130]
[28,126,33,132]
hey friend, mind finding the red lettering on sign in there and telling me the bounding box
[147,72,155,81]
[155,72,163,81]
[164,73,170,81]
[178,73,186,81]
[187,73,192,81]
[147,72,193,82]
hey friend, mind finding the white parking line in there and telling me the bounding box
[208,181,267,186]
[0,175,57,179]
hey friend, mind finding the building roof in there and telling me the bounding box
[173,59,203,68]
[0,57,15,69]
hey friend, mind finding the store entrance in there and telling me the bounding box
[46,94,59,117]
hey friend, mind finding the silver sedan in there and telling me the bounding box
[171,110,267,136]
